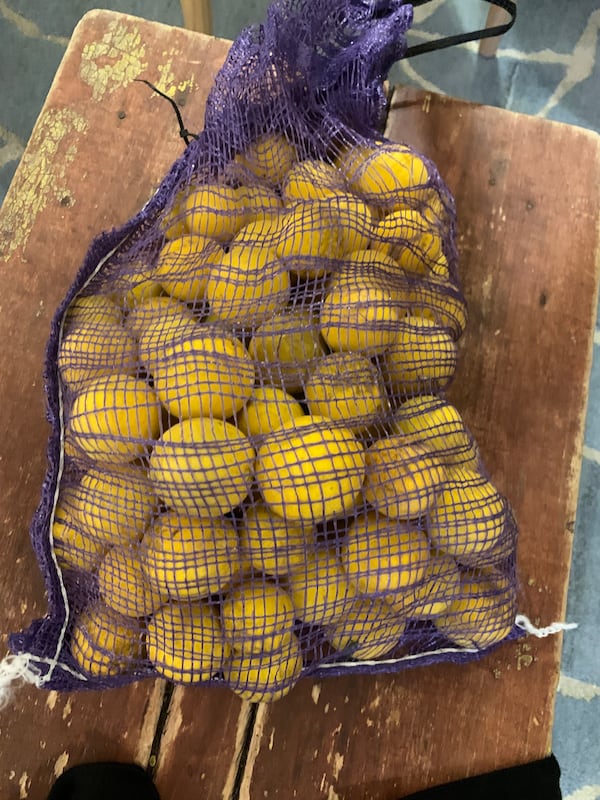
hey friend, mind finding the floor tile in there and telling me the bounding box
[553,691,600,797]
[560,457,600,684]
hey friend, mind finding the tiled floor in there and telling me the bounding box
[1,1,598,796]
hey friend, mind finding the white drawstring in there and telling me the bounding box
[515,614,578,638]
[0,614,576,700]
[0,654,44,710]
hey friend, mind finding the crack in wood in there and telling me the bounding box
[230,703,259,800]
[146,682,174,777]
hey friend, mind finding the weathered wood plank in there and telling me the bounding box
[3,13,598,798]
[153,687,249,800]
[238,90,600,799]
[0,13,241,799]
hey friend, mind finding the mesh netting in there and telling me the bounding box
[10,0,519,702]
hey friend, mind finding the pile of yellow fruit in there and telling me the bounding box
[56,133,515,701]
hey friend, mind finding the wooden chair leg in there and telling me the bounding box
[180,0,213,34]
[479,3,516,58]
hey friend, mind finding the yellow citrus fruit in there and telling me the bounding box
[342,144,429,203]
[152,332,255,420]
[63,429,84,463]
[333,138,388,166]
[235,386,305,438]
[137,308,199,372]
[154,235,222,304]
[160,191,189,240]
[58,323,138,391]
[224,635,303,702]
[235,134,298,186]
[341,511,430,595]
[114,263,163,309]
[255,415,365,523]
[421,189,453,227]
[248,310,327,393]
[69,375,161,464]
[275,202,344,278]
[52,486,106,572]
[434,576,515,649]
[125,295,196,340]
[387,552,461,618]
[320,264,402,355]
[404,239,449,281]
[237,184,284,223]
[305,351,388,431]
[328,194,374,254]
[456,524,516,570]
[232,215,286,249]
[206,244,290,326]
[71,602,142,677]
[184,183,248,241]
[389,394,480,471]
[395,244,450,282]
[221,581,296,653]
[339,246,400,275]
[393,277,467,340]
[380,316,457,396]
[371,209,449,280]
[282,159,346,202]
[286,549,356,626]
[428,468,508,559]
[143,511,241,600]
[363,437,445,520]
[149,417,255,516]
[74,465,157,546]
[326,597,405,659]
[371,207,426,254]
[66,294,123,329]
[147,601,231,683]
[238,504,314,576]
[98,545,165,617]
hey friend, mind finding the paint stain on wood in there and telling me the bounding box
[155,54,196,100]
[54,751,69,778]
[0,108,87,260]
[62,697,73,720]
[18,771,29,799]
[80,21,147,101]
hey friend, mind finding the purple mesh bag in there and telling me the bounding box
[5,0,525,702]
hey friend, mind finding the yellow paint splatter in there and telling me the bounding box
[80,21,147,102]
[0,108,87,260]
[154,55,196,99]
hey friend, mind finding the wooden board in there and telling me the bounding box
[237,91,600,799]
[2,11,599,799]
[0,12,242,800]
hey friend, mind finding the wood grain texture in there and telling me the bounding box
[0,13,239,800]
[153,687,248,800]
[2,12,599,799]
[238,90,600,799]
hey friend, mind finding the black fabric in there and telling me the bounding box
[47,762,161,800]
[46,755,561,799]
[402,754,562,799]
